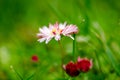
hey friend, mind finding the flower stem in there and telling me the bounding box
[10,65,23,80]
[72,34,76,61]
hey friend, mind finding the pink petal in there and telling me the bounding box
[62,64,66,70]
[62,25,78,36]
[90,59,93,69]
[77,56,82,62]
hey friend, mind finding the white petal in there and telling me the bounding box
[40,26,50,35]
[55,35,61,41]
[49,24,54,30]
[37,33,43,37]
[59,22,66,30]
[38,38,46,43]
[39,26,47,32]
[67,35,74,40]
[45,37,52,44]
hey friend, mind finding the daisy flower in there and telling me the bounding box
[37,22,78,44]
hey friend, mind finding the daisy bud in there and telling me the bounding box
[77,57,93,72]
[63,61,80,77]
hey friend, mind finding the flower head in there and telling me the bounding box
[77,57,93,72]
[37,22,78,44]
[31,55,39,62]
[63,61,80,77]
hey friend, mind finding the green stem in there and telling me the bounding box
[72,34,76,61]
[94,50,103,73]
[10,65,23,80]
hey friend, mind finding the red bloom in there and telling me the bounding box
[77,57,93,72]
[31,55,39,62]
[63,61,80,77]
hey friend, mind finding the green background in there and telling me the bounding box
[0,0,120,80]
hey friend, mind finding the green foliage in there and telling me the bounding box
[0,0,120,80]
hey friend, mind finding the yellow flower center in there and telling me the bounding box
[52,28,57,35]
[51,28,63,36]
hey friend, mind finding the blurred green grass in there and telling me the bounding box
[0,0,120,80]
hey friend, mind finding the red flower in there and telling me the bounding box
[63,61,80,77]
[77,57,93,72]
[31,55,39,62]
